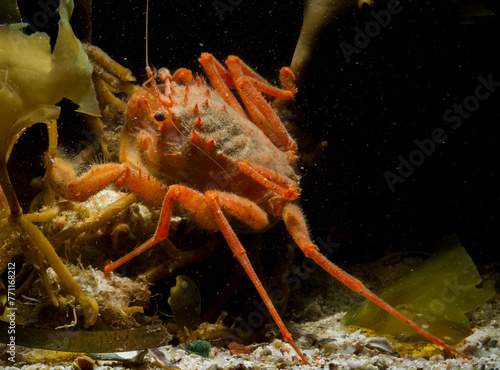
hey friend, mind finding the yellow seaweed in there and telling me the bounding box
[341,236,495,345]
[0,0,99,327]
[0,0,99,212]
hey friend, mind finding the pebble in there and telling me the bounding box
[347,358,361,368]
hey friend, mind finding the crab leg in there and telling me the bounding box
[225,56,297,152]
[234,77,297,152]
[199,53,246,117]
[104,185,308,363]
[204,191,308,364]
[105,185,214,273]
[104,187,267,272]
[238,160,300,201]
[46,156,168,206]
[282,203,470,359]
[199,54,297,153]
[226,56,295,100]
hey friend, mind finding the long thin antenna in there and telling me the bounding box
[141,0,230,182]
[145,0,149,67]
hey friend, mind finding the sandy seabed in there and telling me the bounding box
[2,258,499,369]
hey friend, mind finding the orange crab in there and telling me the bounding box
[46,53,466,363]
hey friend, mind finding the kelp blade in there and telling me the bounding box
[341,237,495,345]
[0,0,21,25]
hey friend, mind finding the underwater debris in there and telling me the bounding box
[45,264,151,329]
[228,341,253,355]
[365,336,394,353]
[72,355,95,370]
[341,236,496,345]
[167,276,243,345]
[148,347,182,369]
[184,312,239,345]
[0,320,170,353]
[89,350,148,364]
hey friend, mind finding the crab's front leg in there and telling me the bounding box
[204,191,308,364]
[282,203,470,359]
[104,186,265,273]
[104,185,216,273]
[104,185,308,364]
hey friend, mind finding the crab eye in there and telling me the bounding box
[154,111,166,122]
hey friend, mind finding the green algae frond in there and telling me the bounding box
[341,236,495,345]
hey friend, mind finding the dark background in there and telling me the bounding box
[14,0,500,269]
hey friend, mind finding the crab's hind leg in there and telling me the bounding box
[282,203,470,359]
[225,56,297,153]
[199,54,297,153]
[199,53,246,117]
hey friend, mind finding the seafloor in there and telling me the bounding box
[2,300,499,369]
[2,256,499,369]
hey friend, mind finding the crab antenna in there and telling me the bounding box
[145,0,149,67]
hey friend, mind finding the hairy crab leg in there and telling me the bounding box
[235,77,297,152]
[225,56,297,152]
[282,203,470,359]
[104,184,308,363]
[238,160,300,201]
[224,55,296,96]
[46,156,168,206]
[226,56,295,100]
[199,54,297,152]
[204,191,308,364]
[105,185,214,273]
[105,186,270,272]
[198,53,246,117]
[238,160,298,189]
